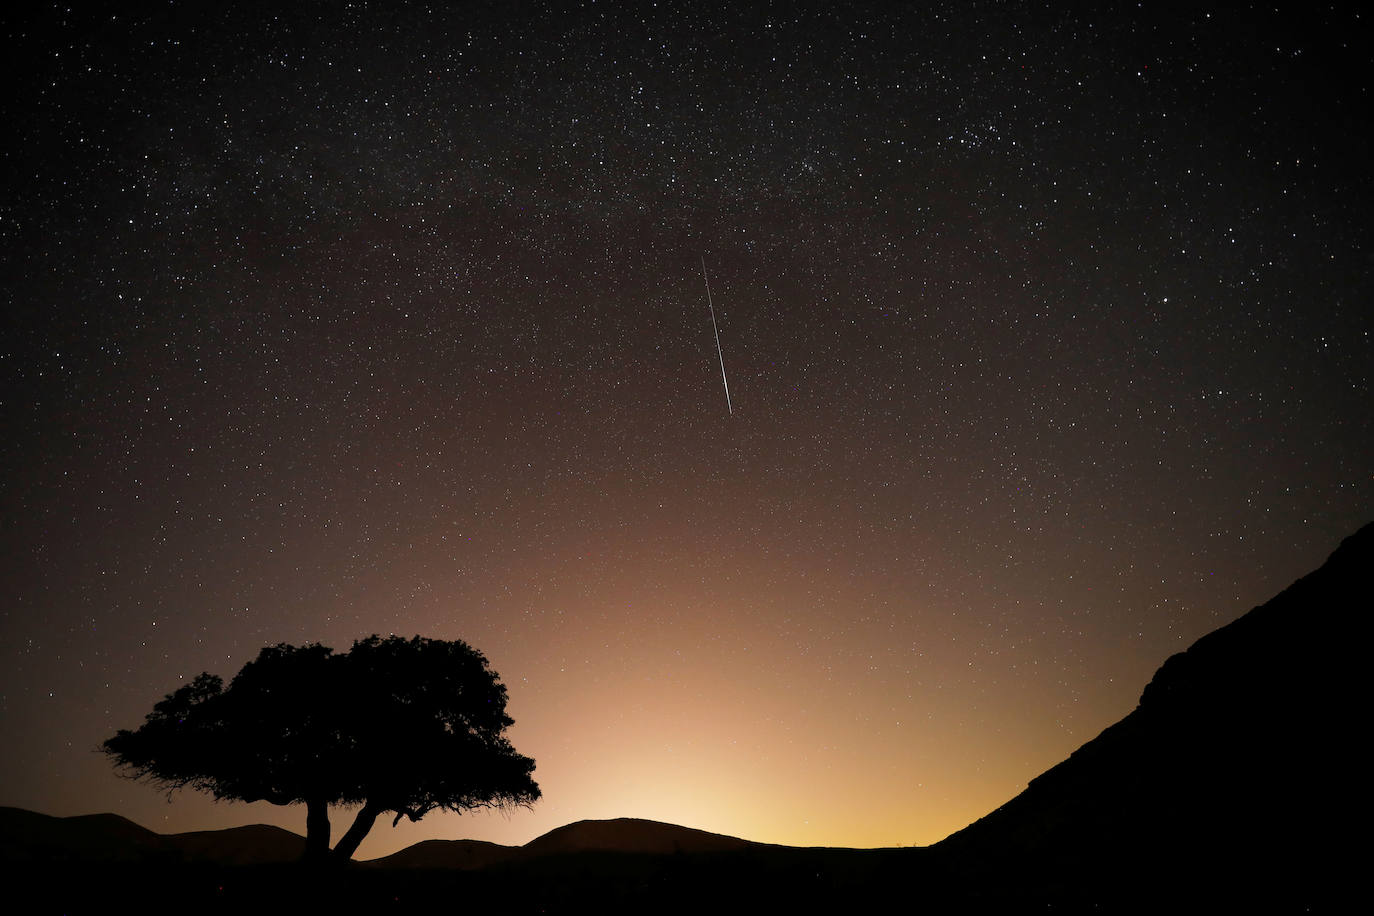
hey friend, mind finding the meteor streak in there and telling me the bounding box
[701,257,733,415]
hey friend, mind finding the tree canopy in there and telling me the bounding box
[103,635,540,861]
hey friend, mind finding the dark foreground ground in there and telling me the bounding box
[4,844,1341,915]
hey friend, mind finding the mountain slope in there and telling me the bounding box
[934,521,1369,906]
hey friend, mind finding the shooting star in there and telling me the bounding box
[701,256,733,415]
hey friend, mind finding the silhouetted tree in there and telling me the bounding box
[103,636,540,862]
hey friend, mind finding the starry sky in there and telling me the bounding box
[2,2,1370,859]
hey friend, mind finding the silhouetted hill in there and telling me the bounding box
[934,521,1370,910]
[0,804,922,912]
[362,837,517,869]
[168,824,306,865]
[362,818,763,869]
[0,807,765,869]
[0,807,169,862]
[522,817,763,856]
[0,806,304,866]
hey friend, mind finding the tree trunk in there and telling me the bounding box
[332,802,382,861]
[303,798,331,862]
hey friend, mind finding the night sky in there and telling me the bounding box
[2,2,1370,859]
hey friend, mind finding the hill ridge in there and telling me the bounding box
[933,521,1368,907]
